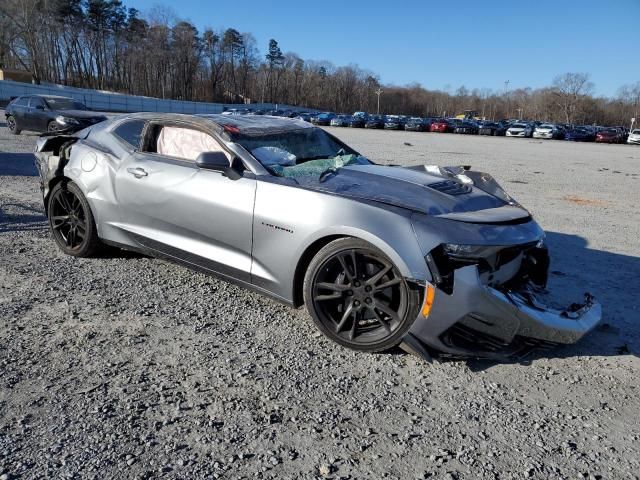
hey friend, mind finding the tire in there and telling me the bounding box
[48,121,61,133]
[6,115,21,135]
[47,181,103,257]
[303,238,421,352]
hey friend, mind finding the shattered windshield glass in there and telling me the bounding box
[230,127,371,177]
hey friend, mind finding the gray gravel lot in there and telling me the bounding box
[1,112,639,479]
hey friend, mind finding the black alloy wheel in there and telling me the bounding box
[304,238,420,352]
[47,181,102,257]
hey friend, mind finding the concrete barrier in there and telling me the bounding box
[0,80,316,114]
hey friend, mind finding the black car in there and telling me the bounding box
[478,121,508,136]
[454,120,479,134]
[365,115,385,129]
[565,127,596,142]
[405,117,431,132]
[5,95,107,134]
[312,112,337,126]
[383,115,407,130]
[348,115,367,128]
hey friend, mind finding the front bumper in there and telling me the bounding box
[533,132,553,139]
[409,265,601,359]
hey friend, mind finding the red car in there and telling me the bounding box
[595,128,626,144]
[430,119,452,133]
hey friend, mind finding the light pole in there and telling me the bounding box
[504,80,510,118]
[375,88,383,115]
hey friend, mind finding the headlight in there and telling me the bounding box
[442,243,502,259]
[56,115,79,125]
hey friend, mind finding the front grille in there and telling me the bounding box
[427,180,471,195]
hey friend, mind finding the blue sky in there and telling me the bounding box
[127,0,640,97]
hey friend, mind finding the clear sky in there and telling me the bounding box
[127,0,640,97]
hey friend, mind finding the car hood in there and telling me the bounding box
[291,164,529,220]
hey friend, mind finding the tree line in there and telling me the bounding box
[1,0,639,126]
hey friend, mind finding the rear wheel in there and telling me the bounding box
[6,115,21,135]
[47,121,61,133]
[47,181,102,257]
[303,238,421,352]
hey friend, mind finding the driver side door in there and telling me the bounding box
[114,120,257,283]
[28,96,50,132]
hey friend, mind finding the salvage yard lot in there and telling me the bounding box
[1,112,639,479]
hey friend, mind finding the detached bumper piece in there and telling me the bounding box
[411,244,602,360]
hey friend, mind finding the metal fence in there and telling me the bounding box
[0,80,314,114]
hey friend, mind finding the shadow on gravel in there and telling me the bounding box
[0,203,47,233]
[0,152,38,176]
[466,230,640,371]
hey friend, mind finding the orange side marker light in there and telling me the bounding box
[422,284,436,318]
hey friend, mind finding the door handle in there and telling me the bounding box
[127,167,148,178]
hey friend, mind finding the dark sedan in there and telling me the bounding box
[311,112,336,126]
[405,117,431,132]
[365,115,385,129]
[478,121,508,136]
[348,115,367,128]
[384,115,407,130]
[454,120,479,135]
[565,127,596,142]
[5,95,107,134]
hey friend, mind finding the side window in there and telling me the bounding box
[29,97,45,109]
[113,120,145,149]
[14,97,29,107]
[153,125,230,162]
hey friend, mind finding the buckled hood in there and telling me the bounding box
[291,164,530,221]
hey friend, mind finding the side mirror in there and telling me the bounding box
[195,151,242,180]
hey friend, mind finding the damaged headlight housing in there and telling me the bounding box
[56,115,79,125]
[442,243,503,259]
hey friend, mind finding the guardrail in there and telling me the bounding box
[0,80,314,114]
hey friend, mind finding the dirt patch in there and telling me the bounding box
[563,195,609,206]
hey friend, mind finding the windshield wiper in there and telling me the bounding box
[319,167,339,183]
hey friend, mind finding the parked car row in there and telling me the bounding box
[4,96,638,146]
[321,112,637,145]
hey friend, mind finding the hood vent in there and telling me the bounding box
[427,180,471,195]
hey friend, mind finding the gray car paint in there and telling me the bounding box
[35,112,602,357]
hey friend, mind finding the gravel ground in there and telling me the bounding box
[1,113,639,479]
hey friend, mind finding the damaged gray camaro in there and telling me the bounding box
[34,113,601,360]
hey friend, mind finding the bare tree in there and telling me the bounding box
[552,72,594,124]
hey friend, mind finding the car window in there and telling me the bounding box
[29,97,46,109]
[113,120,146,149]
[44,97,86,110]
[13,97,29,107]
[154,125,230,162]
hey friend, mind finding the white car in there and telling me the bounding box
[627,129,640,145]
[506,123,534,138]
[533,124,562,139]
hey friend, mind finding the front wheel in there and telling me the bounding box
[303,238,421,352]
[6,115,21,135]
[47,181,103,257]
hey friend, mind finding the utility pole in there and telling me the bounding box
[504,80,510,119]
[375,88,382,115]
